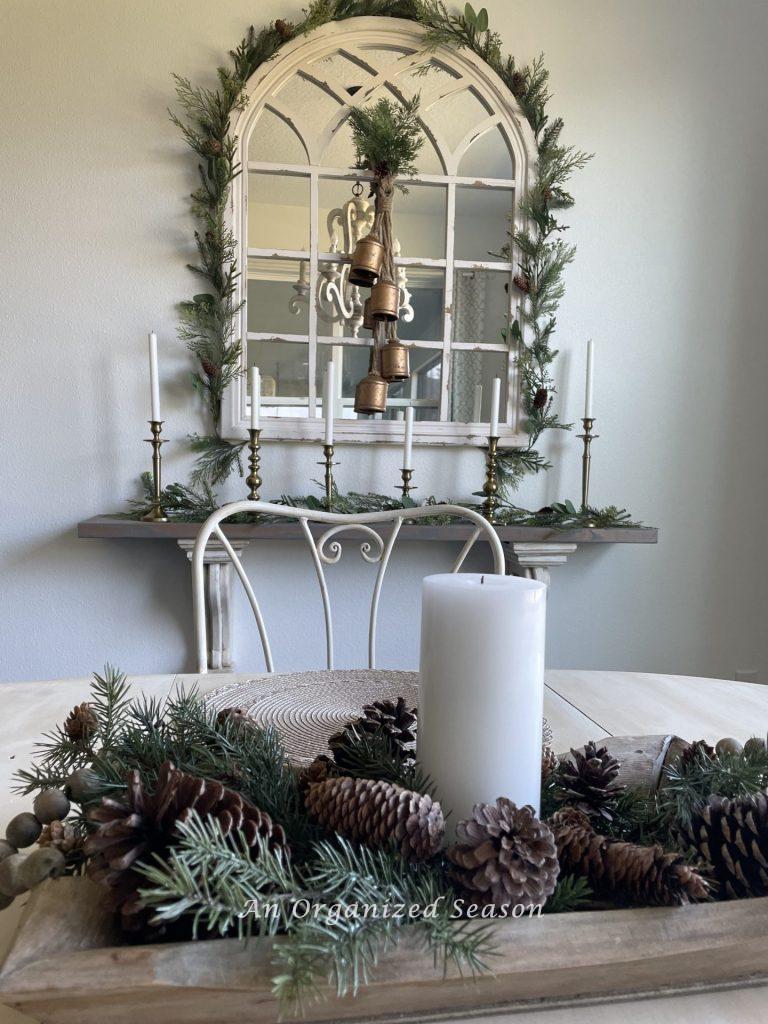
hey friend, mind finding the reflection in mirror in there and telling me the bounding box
[457,125,514,179]
[455,187,513,262]
[400,268,444,341]
[395,183,446,258]
[248,173,310,251]
[425,87,493,152]
[450,349,508,423]
[386,347,441,421]
[452,269,510,347]
[248,107,307,164]
[248,339,310,418]
[247,258,309,335]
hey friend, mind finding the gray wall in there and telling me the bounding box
[1,0,767,683]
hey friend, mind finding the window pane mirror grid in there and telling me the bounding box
[238,32,533,440]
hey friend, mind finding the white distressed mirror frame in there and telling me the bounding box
[221,16,538,447]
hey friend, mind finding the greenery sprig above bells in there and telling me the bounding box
[14,667,768,1010]
[163,1,588,498]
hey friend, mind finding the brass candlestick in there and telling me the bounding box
[397,468,415,500]
[482,436,500,522]
[142,420,168,522]
[577,417,599,519]
[319,443,336,511]
[246,428,262,501]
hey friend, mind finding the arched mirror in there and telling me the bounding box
[225,17,537,446]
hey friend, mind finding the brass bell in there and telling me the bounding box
[380,339,410,382]
[349,236,384,286]
[370,280,399,321]
[362,297,374,331]
[354,369,389,414]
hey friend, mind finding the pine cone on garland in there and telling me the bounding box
[202,136,223,157]
[65,702,98,746]
[201,357,220,380]
[329,697,417,768]
[679,791,768,899]
[533,387,549,410]
[305,775,443,861]
[513,273,531,293]
[274,18,294,40]
[559,741,624,821]
[511,70,526,97]
[297,754,336,795]
[447,799,559,910]
[85,761,288,929]
[551,807,709,906]
[678,739,717,770]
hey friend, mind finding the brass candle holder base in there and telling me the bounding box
[577,417,599,525]
[319,443,337,511]
[142,420,168,522]
[246,428,262,501]
[397,468,415,500]
[482,436,500,522]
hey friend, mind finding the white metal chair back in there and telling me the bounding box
[192,501,505,674]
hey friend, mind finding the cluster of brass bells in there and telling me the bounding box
[350,217,410,414]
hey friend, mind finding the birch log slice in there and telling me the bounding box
[560,734,691,792]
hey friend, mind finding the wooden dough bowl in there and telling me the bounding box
[1,734,764,1023]
[1,878,768,1024]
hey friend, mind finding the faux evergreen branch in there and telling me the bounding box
[348,95,425,183]
[188,434,247,487]
[125,473,219,521]
[542,874,592,914]
[660,742,768,828]
[327,727,435,795]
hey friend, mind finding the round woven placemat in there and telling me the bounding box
[204,669,419,765]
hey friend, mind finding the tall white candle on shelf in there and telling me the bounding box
[489,376,501,436]
[323,360,335,445]
[148,332,160,422]
[249,366,260,430]
[403,405,414,470]
[418,573,547,830]
[584,339,594,419]
[472,383,483,422]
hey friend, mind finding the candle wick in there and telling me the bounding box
[481,575,485,585]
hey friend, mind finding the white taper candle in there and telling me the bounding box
[584,339,594,419]
[324,360,335,445]
[489,376,501,436]
[472,383,483,422]
[148,332,160,422]
[418,574,547,833]
[249,366,260,430]
[403,405,414,470]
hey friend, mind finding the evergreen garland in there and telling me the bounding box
[170,2,589,495]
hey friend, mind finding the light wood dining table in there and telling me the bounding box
[2,668,768,1024]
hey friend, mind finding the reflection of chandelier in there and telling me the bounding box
[289,189,413,336]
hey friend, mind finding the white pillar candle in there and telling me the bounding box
[403,405,414,470]
[489,376,501,436]
[323,360,335,445]
[249,366,260,430]
[418,573,547,830]
[472,383,483,422]
[584,339,594,419]
[148,332,160,422]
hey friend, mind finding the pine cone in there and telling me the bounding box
[513,273,530,293]
[201,357,220,379]
[679,791,768,899]
[551,807,708,906]
[559,741,624,820]
[39,819,80,855]
[329,697,417,768]
[216,706,253,732]
[533,387,548,410]
[305,776,443,861]
[541,746,558,782]
[298,754,336,795]
[678,739,716,771]
[202,136,223,156]
[511,70,526,97]
[65,702,98,746]
[85,762,288,929]
[447,799,559,910]
[274,18,294,40]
